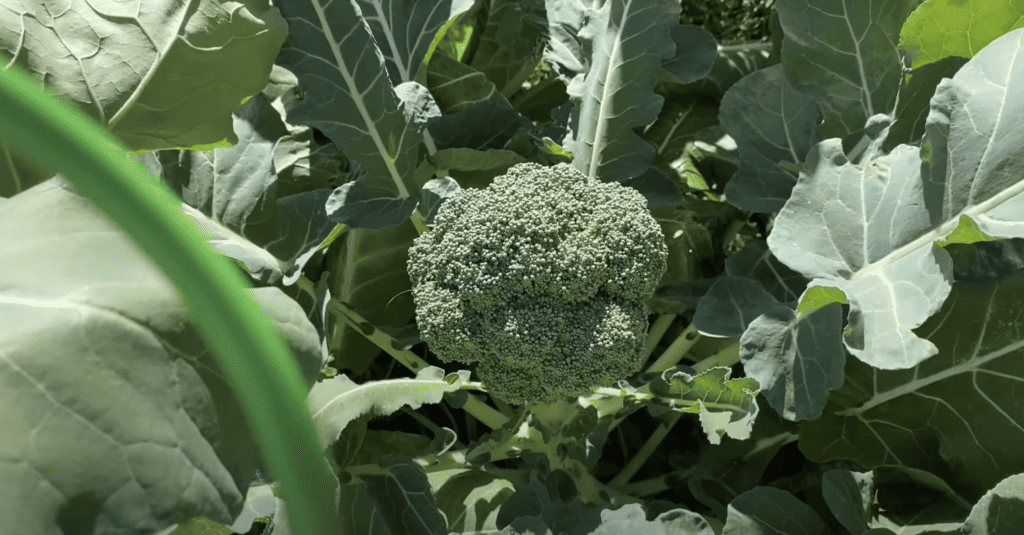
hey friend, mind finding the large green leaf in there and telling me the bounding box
[274,0,425,201]
[467,0,548,98]
[326,221,419,373]
[776,0,911,143]
[719,65,821,213]
[140,94,338,286]
[0,0,286,152]
[543,0,681,183]
[767,28,1024,370]
[799,267,1024,501]
[0,178,327,534]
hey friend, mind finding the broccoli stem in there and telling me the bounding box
[641,313,677,364]
[645,322,702,373]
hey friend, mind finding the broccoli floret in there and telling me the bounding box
[407,162,668,405]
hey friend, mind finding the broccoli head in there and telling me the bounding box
[407,162,668,404]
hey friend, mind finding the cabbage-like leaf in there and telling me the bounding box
[0,178,326,535]
[768,28,1024,369]
[544,0,680,183]
[0,0,286,151]
[273,0,469,230]
[799,266,1024,500]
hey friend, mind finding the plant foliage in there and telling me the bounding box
[2,0,1024,533]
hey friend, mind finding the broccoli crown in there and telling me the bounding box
[407,162,668,404]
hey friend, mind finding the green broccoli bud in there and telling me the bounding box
[407,162,668,404]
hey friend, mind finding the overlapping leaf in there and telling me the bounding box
[775,0,910,142]
[274,0,423,205]
[0,178,326,535]
[140,94,338,285]
[0,0,286,151]
[799,267,1024,501]
[768,28,1024,370]
[543,0,680,183]
[306,366,469,449]
[900,0,1024,69]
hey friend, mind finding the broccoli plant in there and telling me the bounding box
[407,162,668,404]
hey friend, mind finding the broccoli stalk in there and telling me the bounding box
[407,162,668,405]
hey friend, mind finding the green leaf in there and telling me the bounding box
[719,65,821,212]
[307,367,469,449]
[143,94,339,285]
[362,459,450,535]
[325,221,419,373]
[615,366,760,445]
[799,268,1024,501]
[545,0,681,183]
[467,0,549,98]
[0,59,338,535]
[0,0,287,151]
[720,487,828,534]
[776,0,911,142]
[434,470,515,533]
[0,179,327,534]
[275,0,421,201]
[900,0,1024,69]
[769,28,1024,370]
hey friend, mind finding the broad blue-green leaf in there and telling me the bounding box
[363,459,449,535]
[0,0,286,151]
[706,42,775,95]
[692,240,807,339]
[924,29,1024,239]
[275,0,421,205]
[721,487,828,534]
[799,267,1024,501]
[306,366,469,449]
[694,276,782,340]
[662,25,718,85]
[769,29,1024,369]
[740,303,845,422]
[544,0,680,183]
[269,456,453,535]
[434,470,515,533]
[0,178,325,535]
[353,0,471,87]
[900,0,1024,69]
[776,0,911,143]
[325,176,419,230]
[720,65,821,213]
[691,242,840,422]
[881,55,969,153]
[464,0,548,98]
[953,473,1024,534]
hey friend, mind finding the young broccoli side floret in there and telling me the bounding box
[407,162,668,405]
